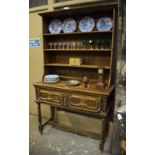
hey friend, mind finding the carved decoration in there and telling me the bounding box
[68,94,101,112]
[38,90,63,105]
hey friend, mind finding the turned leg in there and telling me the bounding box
[50,105,54,126]
[99,118,106,152]
[50,105,53,120]
[99,140,104,152]
[37,102,43,134]
[53,107,58,124]
[100,117,110,152]
[99,119,105,152]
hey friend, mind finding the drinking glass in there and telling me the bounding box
[64,41,67,49]
[82,40,87,49]
[79,40,83,49]
[59,42,63,49]
[88,40,93,50]
[53,42,57,49]
[101,39,105,49]
[48,42,53,49]
[72,41,76,49]
[95,39,100,49]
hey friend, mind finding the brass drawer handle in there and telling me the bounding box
[47,96,53,101]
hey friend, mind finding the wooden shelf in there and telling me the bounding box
[39,3,118,18]
[44,49,111,52]
[43,30,112,36]
[44,63,111,69]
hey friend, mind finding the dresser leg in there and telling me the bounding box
[53,107,58,124]
[99,140,104,152]
[50,105,54,126]
[37,102,43,134]
[99,118,106,152]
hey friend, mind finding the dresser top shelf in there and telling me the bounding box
[39,2,117,18]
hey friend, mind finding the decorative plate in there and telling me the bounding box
[62,18,77,33]
[48,19,62,34]
[65,80,80,86]
[79,16,95,32]
[96,17,113,31]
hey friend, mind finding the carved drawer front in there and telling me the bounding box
[68,94,101,113]
[38,90,63,105]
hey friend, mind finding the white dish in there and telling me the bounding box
[48,19,62,34]
[44,74,60,82]
[62,18,77,33]
[44,79,60,83]
[96,17,113,31]
[79,16,95,32]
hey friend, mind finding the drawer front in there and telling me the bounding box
[38,90,63,105]
[68,94,101,113]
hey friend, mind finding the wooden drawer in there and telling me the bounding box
[68,94,101,113]
[38,90,63,105]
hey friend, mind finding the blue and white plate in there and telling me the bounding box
[49,19,62,34]
[79,16,95,32]
[62,18,77,33]
[96,17,113,31]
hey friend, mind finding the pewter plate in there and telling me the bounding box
[65,80,80,86]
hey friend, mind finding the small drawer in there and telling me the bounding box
[38,90,63,105]
[68,94,101,113]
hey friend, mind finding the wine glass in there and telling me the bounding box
[53,42,57,49]
[101,39,105,49]
[95,39,100,49]
[88,40,93,50]
[48,42,53,49]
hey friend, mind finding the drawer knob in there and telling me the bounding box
[47,97,53,101]
[80,103,86,107]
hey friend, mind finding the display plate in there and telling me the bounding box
[49,19,62,34]
[96,17,113,31]
[79,16,95,32]
[62,18,77,33]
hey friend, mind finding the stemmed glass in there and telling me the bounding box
[75,41,80,49]
[48,42,53,49]
[95,39,100,49]
[72,41,76,49]
[66,41,70,49]
[53,42,57,49]
[100,40,105,49]
[58,41,63,49]
[63,41,67,49]
[88,40,93,50]
[78,40,82,49]
[84,40,88,49]
[70,41,74,49]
